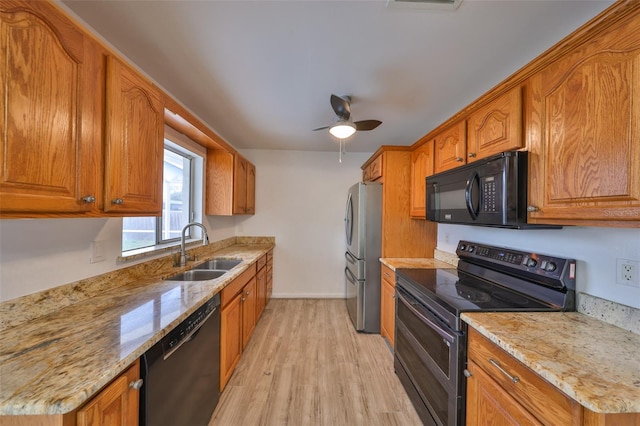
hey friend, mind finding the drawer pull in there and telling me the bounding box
[129,379,143,390]
[463,369,472,378]
[489,358,519,383]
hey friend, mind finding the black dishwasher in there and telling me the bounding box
[140,293,221,426]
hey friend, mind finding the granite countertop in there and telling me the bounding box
[380,258,453,270]
[462,312,640,414]
[0,241,274,416]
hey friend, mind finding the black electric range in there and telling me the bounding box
[393,241,576,426]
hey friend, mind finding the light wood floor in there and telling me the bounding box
[210,299,422,426]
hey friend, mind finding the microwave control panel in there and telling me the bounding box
[482,176,498,213]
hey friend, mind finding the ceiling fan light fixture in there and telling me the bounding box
[329,121,356,139]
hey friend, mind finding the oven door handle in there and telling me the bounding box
[397,288,455,344]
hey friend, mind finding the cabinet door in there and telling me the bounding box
[104,56,163,214]
[380,265,396,348]
[527,15,640,226]
[434,121,467,173]
[220,293,242,391]
[465,360,542,426]
[255,266,267,319]
[467,86,522,161]
[77,360,140,426]
[241,277,257,349]
[410,140,434,218]
[0,1,102,215]
[232,155,248,214]
[245,162,256,215]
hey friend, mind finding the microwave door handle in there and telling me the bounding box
[465,171,480,220]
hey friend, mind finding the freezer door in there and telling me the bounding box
[345,266,364,331]
[345,251,365,280]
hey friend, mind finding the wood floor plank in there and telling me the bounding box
[210,299,422,426]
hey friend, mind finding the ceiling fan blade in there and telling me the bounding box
[312,125,330,131]
[330,94,351,120]
[354,120,382,131]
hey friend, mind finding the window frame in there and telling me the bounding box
[121,126,205,256]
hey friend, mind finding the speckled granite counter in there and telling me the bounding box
[462,312,640,413]
[379,258,453,270]
[0,238,274,416]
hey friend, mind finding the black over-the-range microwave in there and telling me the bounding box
[426,151,556,229]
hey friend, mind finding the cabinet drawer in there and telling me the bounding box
[468,328,581,426]
[381,264,395,287]
[221,264,256,306]
[257,254,267,271]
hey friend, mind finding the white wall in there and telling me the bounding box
[0,148,368,302]
[238,149,370,298]
[437,224,640,309]
[0,215,236,302]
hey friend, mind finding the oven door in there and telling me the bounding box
[394,286,464,426]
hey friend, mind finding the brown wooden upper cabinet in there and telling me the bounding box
[433,120,467,173]
[206,150,256,215]
[466,86,523,161]
[409,140,434,219]
[526,10,640,227]
[104,56,164,215]
[0,1,102,216]
[0,0,165,218]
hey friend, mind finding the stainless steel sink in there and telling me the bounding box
[192,259,242,271]
[164,269,227,281]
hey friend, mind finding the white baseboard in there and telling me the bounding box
[272,292,345,299]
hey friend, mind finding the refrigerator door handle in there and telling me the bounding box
[345,267,359,284]
[345,251,357,265]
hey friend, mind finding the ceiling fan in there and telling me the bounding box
[313,94,382,140]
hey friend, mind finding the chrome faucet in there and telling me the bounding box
[176,222,209,267]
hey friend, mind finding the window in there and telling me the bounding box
[122,134,204,253]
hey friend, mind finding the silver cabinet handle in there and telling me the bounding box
[112,198,124,205]
[129,379,143,390]
[81,195,96,203]
[489,359,519,383]
[468,152,476,158]
[527,205,539,212]
[463,369,472,378]
[455,157,464,162]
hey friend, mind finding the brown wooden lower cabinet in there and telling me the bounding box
[466,327,640,425]
[76,360,141,426]
[0,360,141,426]
[380,264,396,348]
[219,251,274,391]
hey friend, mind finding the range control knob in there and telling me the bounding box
[545,262,557,272]
[467,246,474,253]
[459,244,466,251]
[526,258,538,268]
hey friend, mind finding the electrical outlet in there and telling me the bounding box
[616,258,639,288]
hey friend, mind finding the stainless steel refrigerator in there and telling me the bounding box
[344,181,382,332]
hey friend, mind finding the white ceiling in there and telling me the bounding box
[61,0,613,153]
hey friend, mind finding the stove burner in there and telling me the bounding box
[456,284,491,303]
[492,290,530,305]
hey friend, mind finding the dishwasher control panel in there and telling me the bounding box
[162,293,220,354]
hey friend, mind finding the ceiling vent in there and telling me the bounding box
[387,0,463,11]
